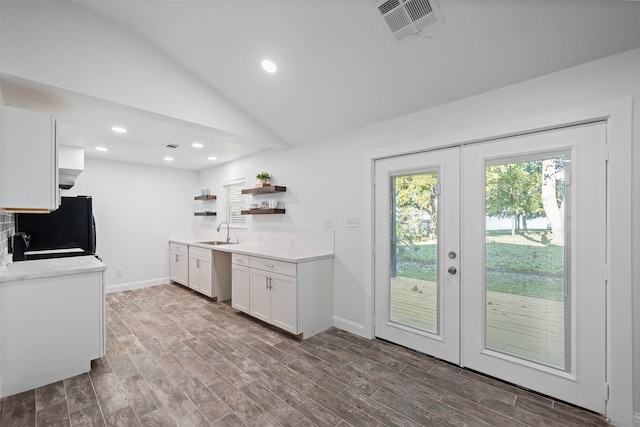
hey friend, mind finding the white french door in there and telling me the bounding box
[374,122,607,413]
[374,147,461,363]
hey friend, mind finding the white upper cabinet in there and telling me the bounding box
[1,105,59,212]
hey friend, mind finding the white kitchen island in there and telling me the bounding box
[0,256,106,398]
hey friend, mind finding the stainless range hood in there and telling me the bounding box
[58,145,84,189]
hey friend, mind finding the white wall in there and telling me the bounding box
[199,48,640,425]
[66,157,198,290]
[198,139,368,326]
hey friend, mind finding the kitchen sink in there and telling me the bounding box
[195,241,234,245]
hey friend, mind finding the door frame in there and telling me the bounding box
[360,98,633,425]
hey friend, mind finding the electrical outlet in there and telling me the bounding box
[116,268,124,277]
[346,217,359,228]
[323,218,332,228]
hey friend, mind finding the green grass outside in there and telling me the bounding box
[396,230,565,301]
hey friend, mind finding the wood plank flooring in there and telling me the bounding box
[0,284,610,426]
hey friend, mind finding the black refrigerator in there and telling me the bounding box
[14,195,97,261]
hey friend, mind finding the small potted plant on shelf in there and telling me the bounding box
[256,172,272,187]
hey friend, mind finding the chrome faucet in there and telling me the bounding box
[217,222,231,243]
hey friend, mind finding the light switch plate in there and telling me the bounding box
[346,217,359,228]
[323,218,332,228]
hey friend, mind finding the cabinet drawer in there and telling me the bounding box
[232,253,250,266]
[170,243,188,254]
[189,246,212,260]
[250,256,296,277]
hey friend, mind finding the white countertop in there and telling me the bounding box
[170,240,333,263]
[0,256,107,283]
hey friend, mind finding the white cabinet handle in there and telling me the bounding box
[196,259,200,268]
[265,264,275,268]
[269,277,273,290]
[175,254,179,262]
[265,277,269,289]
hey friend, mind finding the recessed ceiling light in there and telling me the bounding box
[207,156,217,161]
[95,146,108,152]
[111,126,127,133]
[261,59,277,73]
[164,156,174,162]
[192,142,204,148]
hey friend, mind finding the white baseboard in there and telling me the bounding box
[633,412,640,427]
[333,315,367,338]
[105,277,169,294]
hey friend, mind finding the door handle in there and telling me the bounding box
[175,254,179,262]
[448,266,457,275]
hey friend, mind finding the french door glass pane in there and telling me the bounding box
[484,154,569,370]
[390,172,439,334]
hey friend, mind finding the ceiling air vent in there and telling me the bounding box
[165,143,180,149]
[378,0,444,42]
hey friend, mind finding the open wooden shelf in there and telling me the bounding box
[194,195,217,200]
[241,209,286,215]
[194,211,217,216]
[241,186,286,195]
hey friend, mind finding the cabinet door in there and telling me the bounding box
[189,255,213,297]
[177,254,189,284]
[270,272,298,334]
[197,257,213,297]
[170,252,188,286]
[1,106,58,211]
[188,256,200,292]
[249,269,271,323]
[232,264,250,313]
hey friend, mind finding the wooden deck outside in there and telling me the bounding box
[390,276,565,369]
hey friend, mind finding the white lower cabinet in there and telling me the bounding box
[231,254,250,313]
[236,254,333,339]
[249,256,298,333]
[169,243,189,286]
[267,271,298,333]
[185,245,231,300]
[1,269,105,397]
[249,268,272,323]
[249,268,297,333]
[189,247,213,296]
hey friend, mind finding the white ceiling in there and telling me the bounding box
[3,0,640,170]
[0,75,269,170]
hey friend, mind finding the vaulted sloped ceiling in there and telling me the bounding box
[2,0,640,169]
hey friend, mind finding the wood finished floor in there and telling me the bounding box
[0,284,611,427]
